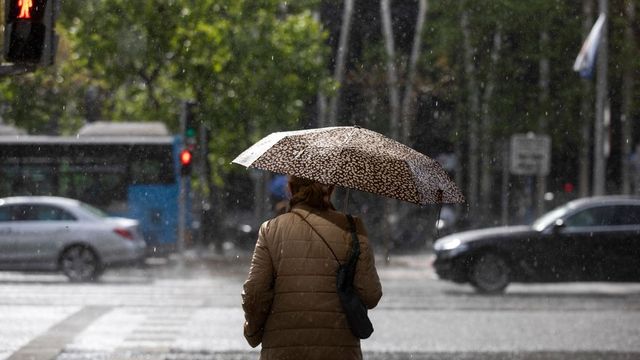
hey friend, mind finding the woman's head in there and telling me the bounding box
[288,175,335,210]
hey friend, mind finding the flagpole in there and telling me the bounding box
[592,0,608,196]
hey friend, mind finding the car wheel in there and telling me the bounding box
[468,252,510,294]
[60,245,102,282]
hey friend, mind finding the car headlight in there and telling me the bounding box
[434,238,461,251]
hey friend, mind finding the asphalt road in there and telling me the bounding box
[1,249,640,360]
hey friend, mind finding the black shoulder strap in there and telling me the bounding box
[291,210,340,265]
[346,214,360,253]
[346,214,360,265]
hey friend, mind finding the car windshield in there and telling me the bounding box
[531,205,570,231]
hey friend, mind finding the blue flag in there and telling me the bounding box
[573,13,607,79]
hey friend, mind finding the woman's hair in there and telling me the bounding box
[288,175,335,210]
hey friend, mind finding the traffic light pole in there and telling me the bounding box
[177,101,189,255]
[177,100,196,257]
[178,174,186,255]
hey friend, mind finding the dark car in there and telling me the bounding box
[433,196,640,293]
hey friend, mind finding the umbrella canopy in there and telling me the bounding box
[232,126,464,205]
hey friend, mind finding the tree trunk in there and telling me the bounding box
[317,92,328,127]
[479,28,502,220]
[314,10,328,127]
[399,0,428,145]
[592,0,608,196]
[380,0,401,140]
[579,0,594,198]
[380,0,402,258]
[621,0,635,194]
[327,0,354,126]
[84,85,102,123]
[461,9,480,224]
[536,29,550,217]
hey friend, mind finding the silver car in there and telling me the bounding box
[0,196,146,282]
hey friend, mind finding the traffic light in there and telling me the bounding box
[182,100,197,149]
[179,149,193,176]
[4,0,57,65]
[179,100,197,177]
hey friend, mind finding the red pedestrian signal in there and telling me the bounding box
[17,0,34,19]
[4,0,57,65]
[180,149,193,176]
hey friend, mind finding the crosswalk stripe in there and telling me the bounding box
[7,306,112,360]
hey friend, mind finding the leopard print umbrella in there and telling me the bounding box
[232,126,465,205]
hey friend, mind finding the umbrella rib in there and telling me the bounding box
[324,127,358,186]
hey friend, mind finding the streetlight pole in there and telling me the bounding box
[592,0,608,196]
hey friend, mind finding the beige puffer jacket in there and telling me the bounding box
[242,204,383,360]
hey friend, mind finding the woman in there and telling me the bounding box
[242,176,383,360]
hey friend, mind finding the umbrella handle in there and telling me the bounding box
[343,188,351,213]
[434,189,444,240]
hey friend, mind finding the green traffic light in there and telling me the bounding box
[185,128,196,138]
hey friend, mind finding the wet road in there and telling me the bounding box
[1,250,640,360]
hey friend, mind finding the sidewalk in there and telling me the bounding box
[156,246,437,279]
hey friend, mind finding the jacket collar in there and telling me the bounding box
[290,204,315,217]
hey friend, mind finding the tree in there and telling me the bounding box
[380,0,401,141]
[460,6,480,223]
[171,1,329,225]
[326,0,354,126]
[3,0,640,234]
[579,0,595,198]
[621,0,636,194]
[63,0,183,124]
[172,1,328,174]
[400,0,428,144]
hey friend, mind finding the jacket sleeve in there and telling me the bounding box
[242,221,275,347]
[353,217,383,309]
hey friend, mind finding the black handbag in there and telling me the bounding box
[292,211,374,339]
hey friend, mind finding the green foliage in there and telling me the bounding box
[63,0,184,125]
[172,1,328,184]
[2,0,639,200]
[426,0,597,141]
[0,68,66,134]
[1,0,329,187]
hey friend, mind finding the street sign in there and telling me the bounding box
[510,133,551,176]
